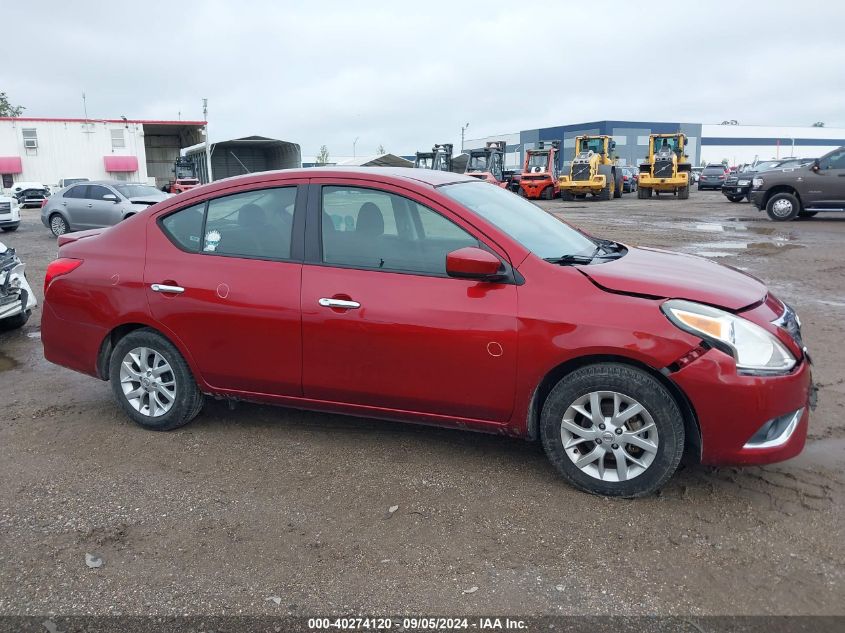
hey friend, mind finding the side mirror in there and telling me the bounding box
[103,194,119,203]
[446,247,503,281]
[811,159,820,172]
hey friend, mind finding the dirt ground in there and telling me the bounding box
[0,190,843,617]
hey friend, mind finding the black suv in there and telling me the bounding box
[721,158,808,202]
[749,147,845,221]
[697,164,728,190]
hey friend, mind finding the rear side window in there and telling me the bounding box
[65,185,88,199]
[161,203,205,252]
[203,187,296,260]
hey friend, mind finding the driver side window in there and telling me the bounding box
[819,150,845,170]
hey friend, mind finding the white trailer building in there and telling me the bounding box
[0,117,206,192]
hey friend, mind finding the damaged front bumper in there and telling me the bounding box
[0,249,37,321]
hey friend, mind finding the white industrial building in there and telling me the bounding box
[0,116,206,191]
[465,121,845,169]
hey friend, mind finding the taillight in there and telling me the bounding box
[44,258,82,294]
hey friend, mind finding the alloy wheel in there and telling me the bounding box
[771,199,794,217]
[119,347,176,417]
[50,216,67,236]
[560,391,659,482]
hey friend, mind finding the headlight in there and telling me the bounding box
[752,177,764,189]
[662,299,795,374]
[737,179,750,186]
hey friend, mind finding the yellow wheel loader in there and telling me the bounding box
[557,135,623,201]
[637,133,692,200]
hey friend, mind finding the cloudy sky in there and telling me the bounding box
[6,1,845,157]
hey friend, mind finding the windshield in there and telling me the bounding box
[578,138,605,154]
[748,161,781,172]
[416,155,434,169]
[653,137,678,155]
[468,153,490,171]
[440,182,597,259]
[175,165,196,179]
[115,184,162,198]
[526,152,549,170]
[703,165,726,174]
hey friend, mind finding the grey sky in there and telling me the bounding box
[7,1,845,157]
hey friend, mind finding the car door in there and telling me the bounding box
[300,180,518,422]
[806,149,845,209]
[144,182,305,395]
[82,184,123,227]
[60,184,90,228]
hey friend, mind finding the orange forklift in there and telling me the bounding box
[518,140,560,199]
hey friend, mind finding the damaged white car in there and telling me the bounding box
[0,241,36,329]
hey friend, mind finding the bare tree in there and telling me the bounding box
[316,145,330,166]
[377,144,386,154]
[0,92,25,117]
[812,122,825,127]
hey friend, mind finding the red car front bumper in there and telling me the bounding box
[670,348,813,466]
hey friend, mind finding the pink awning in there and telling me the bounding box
[0,156,23,174]
[104,155,139,172]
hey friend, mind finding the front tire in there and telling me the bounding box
[540,363,685,497]
[109,328,204,431]
[0,310,30,330]
[726,194,744,203]
[766,192,800,221]
[1,226,18,232]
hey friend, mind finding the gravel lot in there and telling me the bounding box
[0,190,843,617]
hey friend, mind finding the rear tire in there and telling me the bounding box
[765,192,800,221]
[1,226,18,232]
[540,363,685,497]
[560,191,574,201]
[613,171,623,198]
[109,328,204,431]
[598,179,612,201]
[637,187,651,199]
[678,185,690,200]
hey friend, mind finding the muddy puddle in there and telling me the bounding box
[0,351,19,372]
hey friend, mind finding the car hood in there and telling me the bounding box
[577,246,766,311]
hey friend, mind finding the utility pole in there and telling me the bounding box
[461,122,469,152]
[353,136,360,158]
[202,99,213,184]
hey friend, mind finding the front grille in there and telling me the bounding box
[725,177,738,185]
[0,202,10,213]
[654,159,674,178]
[571,163,591,181]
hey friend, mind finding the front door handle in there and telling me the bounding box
[151,283,185,294]
[87,203,93,208]
[318,298,360,309]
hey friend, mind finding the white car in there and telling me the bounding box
[0,193,20,232]
[0,241,36,329]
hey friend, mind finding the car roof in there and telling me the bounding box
[212,166,476,188]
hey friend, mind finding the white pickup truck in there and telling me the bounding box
[0,192,20,232]
[0,240,36,329]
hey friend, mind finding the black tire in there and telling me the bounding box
[109,328,204,431]
[637,187,651,199]
[1,226,18,232]
[597,179,612,201]
[560,191,574,201]
[765,192,801,221]
[613,171,623,198]
[575,193,588,199]
[678,185,690,200]
[0,309,30,330]
[697,185,704,191]
[542,186,553,200]
[726,195,744,203]
[540,363,685,497]
[49,213,69,237]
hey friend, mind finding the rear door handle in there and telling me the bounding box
[151,283,185,294]
[318,298,360,309]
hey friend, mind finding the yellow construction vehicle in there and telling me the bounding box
[558,135,623,201]
[637,133,692,199]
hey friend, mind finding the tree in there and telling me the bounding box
[0,92,25,117]
[812,122,825,127]
[316,145,330,166]
[377,144,386,154]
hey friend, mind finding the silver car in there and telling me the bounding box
[41,181,170,237]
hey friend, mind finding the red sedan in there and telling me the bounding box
[41,168,814,497]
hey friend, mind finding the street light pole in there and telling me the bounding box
[353,137,360,158]
[461,122,469,152]
[203,98,213,184]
